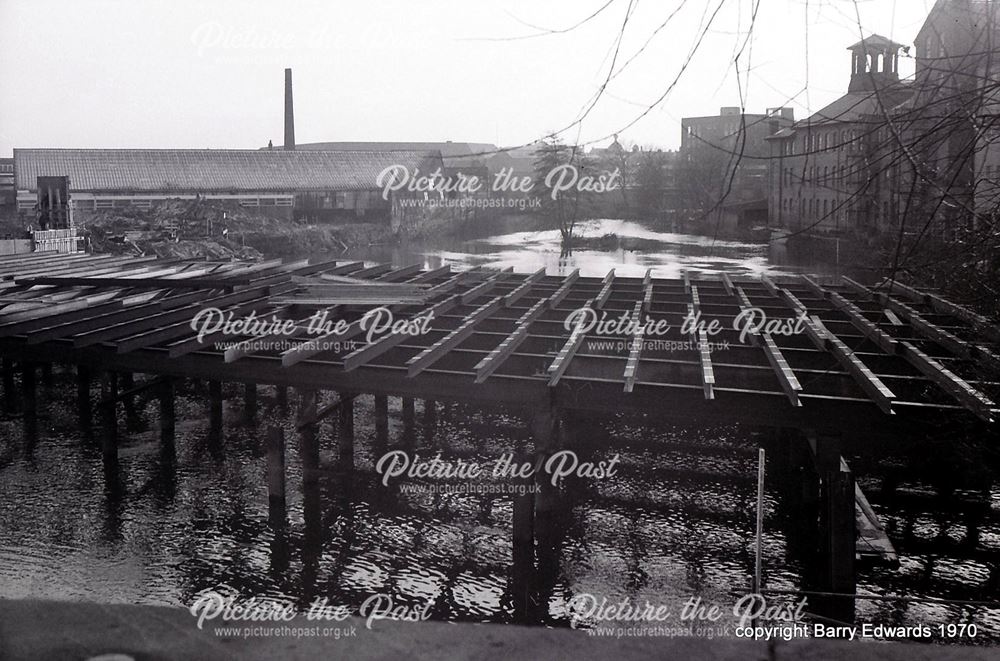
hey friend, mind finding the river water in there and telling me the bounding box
[0,219,997,644]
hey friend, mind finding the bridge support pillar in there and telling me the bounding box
[120,372,143,431]
[511,474,535,624]
[511,399,561,624]
[298,389,319,483]
[40,362,53,391]
[208,380,223,437]
[338,394,355,465]
[374,395,389,458]
[423,399,437,444]
[22,363,38,440]
[159,378,175,444]
[2,358,14,412]
[813,433,856,625]
[77,365,92,432]
[267,425,286,518]
[100,372,119,465]
[401,397,415,447]
[244,382,258,426]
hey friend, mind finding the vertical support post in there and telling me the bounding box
[511,478,535,624]
[813,432,855,624]
[267,425,287,517]
[22,363,37,440]
[530,402,559,515]
[298,389,319,483]
[754,447,766,594]
[159,378,176,444]
[374,395,389,458]
[77,365,92,431]
[401,397,415,447]
[100,371,119,465]
[244,382,258,426]
[2,358,14,412]
[824,466,856,623]
[40,362,53,390]
[208,380,223,437]
[276,385,288,411]
[799,435,819,508]
[338,394,354,465]
[120,372,142,431]
[423,399,437,444]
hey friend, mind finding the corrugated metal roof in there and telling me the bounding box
[13,149,440,193]
[292,141,497,157]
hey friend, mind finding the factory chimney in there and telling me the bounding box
[284,68,295,151]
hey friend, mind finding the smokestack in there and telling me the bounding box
[284,68,295,151]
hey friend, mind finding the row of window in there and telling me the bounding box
[781,197,896,224]
[69,197,295,211]
[781,165,858,187]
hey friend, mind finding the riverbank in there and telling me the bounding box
[1,599,995,661]
[43,199,548,261]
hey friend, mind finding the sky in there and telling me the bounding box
[0,0,937,157]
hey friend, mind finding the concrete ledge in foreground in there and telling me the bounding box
[0,599,995,661]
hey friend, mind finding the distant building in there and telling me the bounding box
[680,107,794,230]
[911,0,1000,231]
[0,158,13,210]
[767,2,1000,237]
[765,35,913,234]
[13,148,442,226]
[289,141,497,202]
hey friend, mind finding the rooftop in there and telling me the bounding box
[13,148,440,193]
[846,34,907,51]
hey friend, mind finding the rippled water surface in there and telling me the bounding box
[1,222,998,644]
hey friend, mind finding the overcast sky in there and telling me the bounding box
[0,0,935,156]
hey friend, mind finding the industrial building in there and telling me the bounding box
[0,158,13,211]
[13,147,441,224]
[679,106,795,231]
[765,35,913,234]
[11,68,444,229]
[765,0,1000,236]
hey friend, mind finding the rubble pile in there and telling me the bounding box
[78,199,392,259]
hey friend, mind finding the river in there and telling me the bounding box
[0,219,997,643]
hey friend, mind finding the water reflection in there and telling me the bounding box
[0,369,997,642]
[345,218,782,278]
